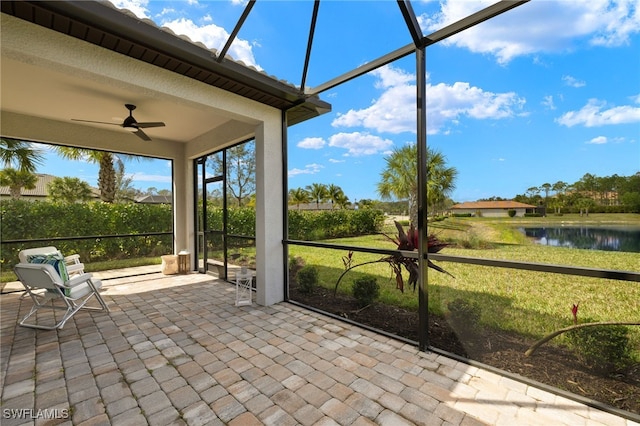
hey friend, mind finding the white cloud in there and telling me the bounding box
[419,0,640,64]
[562,75,586,88]
[112,1,259,69]
[127,172,172,183]
[372,66,415,89]
[332,65,525,135]
[332,84,416,134]
[557,98,640,127]
[542,95,556,110]
[328,158,345,163]
[288,163,323,177]
[160,18,260,69]
[587,136,608,144]
[112,0,151,19]
[297,137,326,150]
[328,132,394,156]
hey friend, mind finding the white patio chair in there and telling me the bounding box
[13,263,109,330]
[19,246,85,276]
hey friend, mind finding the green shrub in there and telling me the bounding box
[297,265,318,294]
[507,209,516,217]
[288,209,384,240]
[352,276,380,307]
[288,256,305,281]
[0,199,173,266]
[567,325,633,374]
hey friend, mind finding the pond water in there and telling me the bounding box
[518,225,640,253]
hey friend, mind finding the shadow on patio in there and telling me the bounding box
[0,267,633,425]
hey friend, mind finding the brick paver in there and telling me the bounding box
[1,269,638,425]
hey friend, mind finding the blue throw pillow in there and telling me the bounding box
[26,252,70,283]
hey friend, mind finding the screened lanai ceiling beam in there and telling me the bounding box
[422,0,529,47]
[306,0,529,96]
[397,0,423,47]
[300,0,320,92]
[216,0,255,63]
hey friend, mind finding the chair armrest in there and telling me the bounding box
[64,254,81,264]
[67,263,85,274]
[65,273,94,288]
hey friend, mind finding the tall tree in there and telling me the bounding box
[47,177,93,203]
[0,138,44,172]
[210,142,256,207]
[0,169,38,198]
[551,181,568,214]
[0,138,45,198]
[289,188,311,210]
[114,161,140,203]
[54,147,126,203]
[377,143,457,226]
[326,184,347,209]
[305,183,328,209]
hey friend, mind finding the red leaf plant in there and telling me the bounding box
[333,221,452,295]
[571,303,579,325]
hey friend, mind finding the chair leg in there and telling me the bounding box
[19,293,74,330]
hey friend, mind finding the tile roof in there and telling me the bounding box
[0,174,99,198]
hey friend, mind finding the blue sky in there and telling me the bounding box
[37,0,639,202]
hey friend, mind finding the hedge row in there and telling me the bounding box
[288,208,385,240]
[1,200,173,266]
[1,200,385,267]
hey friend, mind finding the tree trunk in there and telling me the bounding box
[98,154,116,203]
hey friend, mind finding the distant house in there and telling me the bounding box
[288,202,349,211]
[0,173,100,201]
[450,201,536,217]
[135,194,173,204]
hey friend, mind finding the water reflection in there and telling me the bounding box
[519,226,640,253]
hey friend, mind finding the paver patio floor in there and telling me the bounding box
[1,269,637,425]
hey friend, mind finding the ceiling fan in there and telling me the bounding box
[72,104,165,141]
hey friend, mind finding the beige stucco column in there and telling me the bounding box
[254,121,284,306]
[172,143,194,265]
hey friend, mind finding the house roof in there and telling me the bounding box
[0,0,331,127]
[0,173,100,198]
[135,194,172,204]
[451,201,536,210]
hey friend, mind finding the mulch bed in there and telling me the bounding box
[289,285,640,416]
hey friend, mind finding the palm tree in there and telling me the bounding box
[47,177,94,203]
[0,138,44,172]
[426,149,457,217]
[54,147,139,203]
[552,181,568,214]
[0,168,38,198]
[305,183,328,210]
[0,138,45,198]
[289,188,311,210]
[377,143,457,226]
[334,193,350,209]
[326,184,347,209]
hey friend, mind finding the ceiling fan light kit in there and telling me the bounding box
[71,104,165,141]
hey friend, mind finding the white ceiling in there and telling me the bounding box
[1,57,230,145]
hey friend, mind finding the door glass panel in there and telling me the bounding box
[195,141,256,280]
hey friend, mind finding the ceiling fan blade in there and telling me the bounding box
[71,119,121,126]
[134,129,151,141]
[137,122,166,129]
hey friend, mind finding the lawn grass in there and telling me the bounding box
[290,214,640,351]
